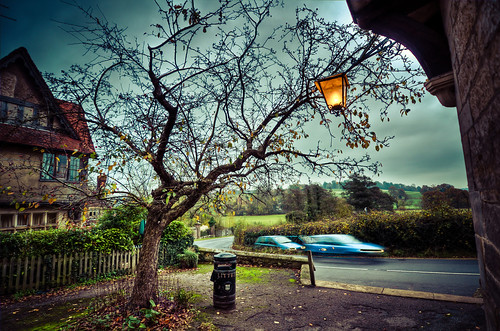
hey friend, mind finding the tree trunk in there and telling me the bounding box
[129,212,164,307]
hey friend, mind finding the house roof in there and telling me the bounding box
[56,99,95,154]
[0,47,95,154]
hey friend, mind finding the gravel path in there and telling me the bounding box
[0,267,486,330]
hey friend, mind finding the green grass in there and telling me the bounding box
[330,189,345,197]
[218,214,286,228]
[402,191,422,210]
[195,263,289,284]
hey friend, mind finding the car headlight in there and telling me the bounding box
[300,246,306,250]
[320,248,327,251]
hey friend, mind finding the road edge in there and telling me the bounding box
[300,264,483,304]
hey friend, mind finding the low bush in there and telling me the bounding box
[177,248,199,269]
[239,209,475,256]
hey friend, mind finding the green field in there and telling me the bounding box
[219,214,286,228]
[330,189,345,197]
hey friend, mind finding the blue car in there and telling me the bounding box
[254,235,305,251]
[296,234,385,255]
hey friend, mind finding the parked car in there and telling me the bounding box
[254,235,305,251]
[294,234,385,255]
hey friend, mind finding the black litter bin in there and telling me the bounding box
[210,252,236,309]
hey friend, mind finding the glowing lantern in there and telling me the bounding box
[315,73,349,111]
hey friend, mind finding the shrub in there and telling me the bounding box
[90,228,135,254]
[161,220,193,243]
[0,232,24,258]
[285,211,308,224]
[232,220,248,246]
[158,221,194,267]
[177,248,199,269]
[98,204,147,244]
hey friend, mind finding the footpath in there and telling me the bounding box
[0,265,486,330]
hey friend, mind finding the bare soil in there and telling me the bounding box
[0,266,486,330]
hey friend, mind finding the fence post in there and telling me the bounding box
[306,250,316,287]
[14,257,22,293]
[35,256,42,290]
[50,255,56,287]
[22,256,29,291]
[0,258,9,294]
[83,252,88,278]
[63,254,67,285]
[29,256,36,290]
[98,252,103,277]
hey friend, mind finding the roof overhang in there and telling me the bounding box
[345,0,456,107]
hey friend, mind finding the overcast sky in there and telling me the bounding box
[0,0,468,189]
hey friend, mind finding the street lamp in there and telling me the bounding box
[315,73,349,111]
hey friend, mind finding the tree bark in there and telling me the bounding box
[129,212,164,307]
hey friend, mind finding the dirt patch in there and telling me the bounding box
[0,265,486,330]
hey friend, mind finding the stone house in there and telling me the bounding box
[0,47,95,232]
[345,0,500,328]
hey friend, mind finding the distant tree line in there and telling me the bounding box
[225,184,350,220]
[420,184,470,210]
[224,176,470,219]
[322,180,422,192]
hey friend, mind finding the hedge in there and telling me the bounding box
[0,228,134,259]
[240,209,475,256]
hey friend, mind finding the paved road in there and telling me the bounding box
[195,236,234,250]
[312,256,480,296]
[195,236,480,296]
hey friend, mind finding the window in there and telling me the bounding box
[17,105,24,123]
[33,213,44,226]
[41,153,55,180]
[41,153,83,182]
[0,97,43,127]
[1,214,14,228]
[0,101,7,120]
[17,214,29,227]
[0,212,62,232]
[23,105,39,126]
[68,157,81,182]
[56,155,68,179]
[47,213,57,224]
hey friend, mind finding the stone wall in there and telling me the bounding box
[197,247,308,269]
[440,0,500,329]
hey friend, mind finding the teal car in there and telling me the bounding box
[295,234,385,255]
[254,235,305,251]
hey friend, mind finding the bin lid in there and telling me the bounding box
[214,252,236,261]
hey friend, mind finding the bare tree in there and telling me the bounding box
[47,0,423,307]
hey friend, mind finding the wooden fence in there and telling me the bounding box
[0,249,141,295]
